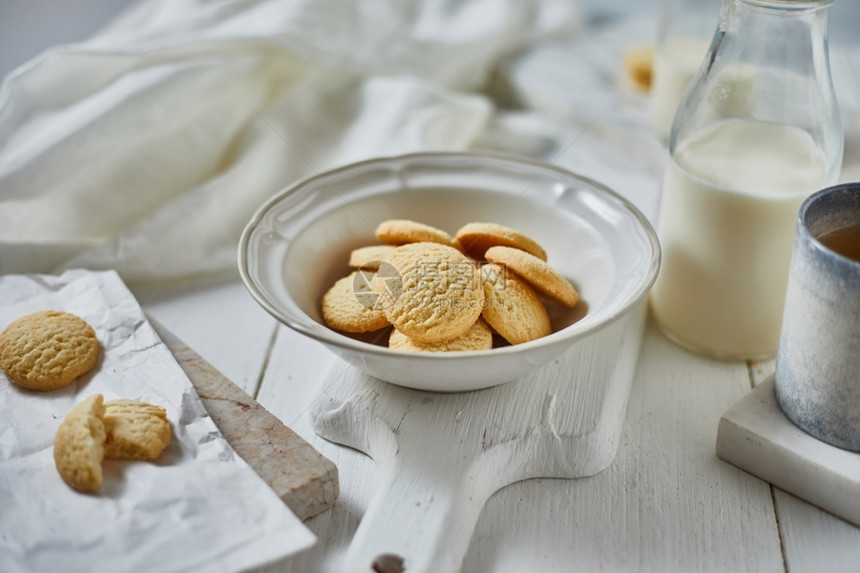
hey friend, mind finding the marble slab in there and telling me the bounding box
[716,376,860,527]
[150,318,338,521]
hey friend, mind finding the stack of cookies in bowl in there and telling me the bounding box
[240,152,660,390]
[321,220,580,352]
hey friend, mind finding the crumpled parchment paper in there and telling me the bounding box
[0,269,315,573]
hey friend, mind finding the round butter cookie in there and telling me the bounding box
[485,246,579,308]
[375,219,461,250]
[348,245,396,270]
[455,222,547,261]
[322,271,390,333]
[0,310,99,391]
[378,243,483,344]
[103,400,171,460]
[53,394,106,493]
[480,263,551,345]
[389,318,492,352]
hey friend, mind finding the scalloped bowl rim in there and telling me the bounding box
[238,151,660,365]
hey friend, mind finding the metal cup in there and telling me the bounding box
[775,183,860,452]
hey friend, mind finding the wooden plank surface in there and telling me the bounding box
[256,312,785,572]
[459,320,783,572]
[776,492,860,573]
[134,276,277,396]
[133,277,860,571]
[257,324,379,573]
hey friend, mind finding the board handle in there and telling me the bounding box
[345,456,487,573]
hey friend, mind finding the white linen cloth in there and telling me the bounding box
[0,269,315,573]
[0,0,581,281]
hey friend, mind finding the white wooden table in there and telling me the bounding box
[5,1,858,569]
[135,276,860,572]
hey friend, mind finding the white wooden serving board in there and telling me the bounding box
[716,375,860,528]
[309,305,646,573]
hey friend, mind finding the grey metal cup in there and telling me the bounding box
[775,183,860,452]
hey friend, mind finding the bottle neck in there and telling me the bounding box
[720,0,832,45]
[669,0,842,181]
[716,0,833,96]
[730,0,833,10]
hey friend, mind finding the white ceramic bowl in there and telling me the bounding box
[239,152,660,392]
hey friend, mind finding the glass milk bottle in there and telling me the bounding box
[650,0,843,360]
[650,0,721,139]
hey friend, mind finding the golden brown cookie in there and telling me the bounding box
[623,45,654,92]
[322,271,390,333]
[480,263,551,345]
[103,400,171,460]
[348,245,396,270]
[53,394,106,493]
[485,246,579,308]
[375,219,461,250]
[455,222,547,261]
[377,242,484,343]
[389,318,492,352]
[0,310,99,391]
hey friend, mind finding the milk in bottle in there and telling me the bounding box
[651,120,828,358]
[649,0,842,360]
